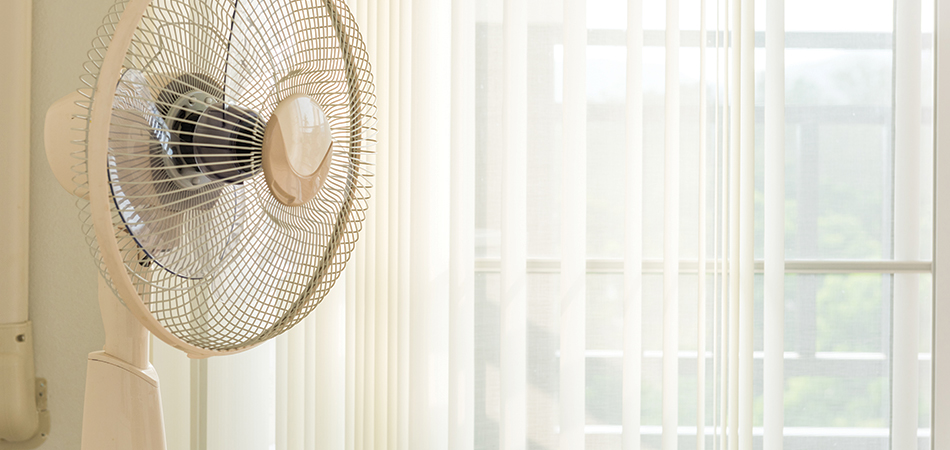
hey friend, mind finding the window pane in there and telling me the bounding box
[475,273,500,450]
[528,273,560,450]
[748,273,933,450]
[755,46,894,260]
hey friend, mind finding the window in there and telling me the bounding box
[152,1,942,449]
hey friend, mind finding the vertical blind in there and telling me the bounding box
[150,0,938,449]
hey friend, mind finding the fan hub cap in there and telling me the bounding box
[262,94,334,207]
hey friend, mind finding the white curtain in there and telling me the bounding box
[152,0,937,449]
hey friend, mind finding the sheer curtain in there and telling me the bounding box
[151,0,938,449]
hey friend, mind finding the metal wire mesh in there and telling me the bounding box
[73,0,376,352]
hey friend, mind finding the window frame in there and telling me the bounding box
[929,1,950,449]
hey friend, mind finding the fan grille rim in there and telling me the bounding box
[79,0,376,357]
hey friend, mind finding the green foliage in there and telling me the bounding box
[783,376,888,427]
[816,274,884,352]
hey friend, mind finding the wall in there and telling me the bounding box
[29,0,114,447]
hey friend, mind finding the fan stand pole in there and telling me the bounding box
[79,277,166,450]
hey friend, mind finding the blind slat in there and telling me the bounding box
[288,323,305,450]
[561,0,587,448]
[727,0,744,450]
[719,0,731,447]
[623,0,644,448]
[738,0,755,448]
[387,0,405,448]
[361,0,377,442]
[397,0,412,447]
[345,265,356,450]
[314,289,346,449]
[662,0,681,449]
[763,0,785,448]
[892,0,922,448]
[712,0,722,444]
[276,336,289,450]
[304,316,316,449]
[364,3,379,441]
[500,0,528,448]
[409,0,452,447]
[449,0,476,447]
[728,0,741,447]
[373,0,391,445]
[697,0,708,446]
[355,225,366,450]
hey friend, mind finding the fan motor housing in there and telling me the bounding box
[193,103,262,184]
[156,74,264,189]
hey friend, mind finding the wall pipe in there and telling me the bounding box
[0,0,42,443]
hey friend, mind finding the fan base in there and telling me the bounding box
[80,352,165,450]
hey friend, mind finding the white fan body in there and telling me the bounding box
[47,1,168,446]
[44,0,375,447]
[82,279,163,450]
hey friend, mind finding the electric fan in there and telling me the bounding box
[43,0,375,448]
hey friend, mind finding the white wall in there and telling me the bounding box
[29,0,114,447]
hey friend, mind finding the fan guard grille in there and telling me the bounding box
[73,0,376,353]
